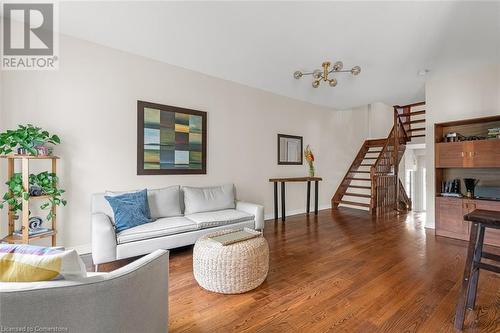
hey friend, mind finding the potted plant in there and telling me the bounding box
[0,124,60,156]
[0,172,67,221]
[304,145,315,177]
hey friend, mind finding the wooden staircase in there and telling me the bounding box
[332,102,425,214]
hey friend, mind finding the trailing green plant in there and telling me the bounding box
[0,124,60,156]
[0,172,67,220]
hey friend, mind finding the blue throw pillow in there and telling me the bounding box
[105,189,151,233]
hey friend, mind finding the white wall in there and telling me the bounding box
[368,102,393,139]
[1,35,370,251]
[425,64,500,228]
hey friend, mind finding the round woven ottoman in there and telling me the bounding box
[193,230,269,294]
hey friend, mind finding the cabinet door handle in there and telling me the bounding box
[461,152,465,157]
[469,152,473,158]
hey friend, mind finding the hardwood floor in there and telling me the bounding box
[86,208,500,332]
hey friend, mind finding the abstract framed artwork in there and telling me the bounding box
[137,101,207,175]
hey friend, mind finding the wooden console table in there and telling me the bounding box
[269,177,322,221]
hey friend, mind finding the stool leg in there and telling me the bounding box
[467,224,485,310]
[454,222,480,330]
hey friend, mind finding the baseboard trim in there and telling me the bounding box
[264,204,331,221]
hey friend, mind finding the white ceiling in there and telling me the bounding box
[58,1,500,109]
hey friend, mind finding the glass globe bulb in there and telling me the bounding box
[351,66,361,76]
[333,61,343,71]
[293,71,303,79]
[328,78,337,87]
[312,69,322,79]
[312,80,320,88]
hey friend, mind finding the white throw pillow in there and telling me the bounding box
[147,186,182,219]
[183,184,235,215]
[105,186,181,220]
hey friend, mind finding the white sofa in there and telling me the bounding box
[92,185,264,265]
[0,250,169,333]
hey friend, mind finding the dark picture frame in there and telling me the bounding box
[277,134,303,165]
[137,100,207,175]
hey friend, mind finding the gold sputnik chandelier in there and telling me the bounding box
[294,61,361,88]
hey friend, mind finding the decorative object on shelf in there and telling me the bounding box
[28,216,43,231]
[0,124,60,156]
[487,127,500,139]
[277,134,303,165]
[293,60,361,88]
[444,132,465,142]
[29,185,43,197]
[304,145,315,177]
[441,179,461,197]
[464,178,480,198]
[137,101,207,175]
[0,154,62,246]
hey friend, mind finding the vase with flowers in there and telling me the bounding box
[304,145,315,177]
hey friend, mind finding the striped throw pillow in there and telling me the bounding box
[0,244,87,282]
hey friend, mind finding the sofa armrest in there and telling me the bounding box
[236,201,265,230]
[92,213,117,265]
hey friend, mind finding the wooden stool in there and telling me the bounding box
[454,209,500,330]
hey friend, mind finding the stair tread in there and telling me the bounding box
[345,192,371,198]
[408,127,425,132]
[410,134,425,138]
[366,150,382,153]
[346,177,371,181]
[360,163,374,166]
[336,200,371,207]
[402,119,425,125]
[409,110,425,116]
[350,170,370,173]
[348,185,371,189]
[364,157,378,159]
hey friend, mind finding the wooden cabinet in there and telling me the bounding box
[435,142,467,168]
[435,197,500,246]
[468,140,500,168]
[435,197,469,241]
[435,140,500,168]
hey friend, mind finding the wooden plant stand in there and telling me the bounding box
[0,155,59,246]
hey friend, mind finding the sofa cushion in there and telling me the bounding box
[116,216,198,244]
[183,184,235,215]
[105,189,151,233]
[185,209,254,229]
[106,186,181,220]
[148,186,182,219]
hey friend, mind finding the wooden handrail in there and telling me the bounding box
[397,115,409,142]
[394,101,426,108]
